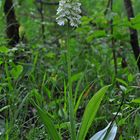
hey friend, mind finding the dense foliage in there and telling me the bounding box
[0,0,140,139]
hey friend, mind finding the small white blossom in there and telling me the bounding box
[56,0,82,27]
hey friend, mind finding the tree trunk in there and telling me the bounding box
[4,0,20,47]
[124,0,140,71]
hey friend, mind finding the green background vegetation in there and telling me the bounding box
[0,0,140,139]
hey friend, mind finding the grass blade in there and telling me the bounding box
[34,103,62,140]
[77,85,110,140]
[74,82,94,114]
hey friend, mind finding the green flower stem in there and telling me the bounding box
[67,24,76,140]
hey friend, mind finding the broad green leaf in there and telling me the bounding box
[128,74,134,82]
[90,122,117,140]
[81,16,93,25]
[11,65,23,80]
[118,118,127,126]
[131,14,140,30]
[131,98,140,104]
[116,78,128,87]
[77,85,110,140]
[71,72,83,82]
[0,46,9,54]
[34,103,62,140]
[46,52,56,58]
[86,30,106,42]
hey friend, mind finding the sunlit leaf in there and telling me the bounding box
[11,65,23,80]
[77,85,110,140]
[131,98,140,104]
[90,122,117,140]
[0,46,9,54]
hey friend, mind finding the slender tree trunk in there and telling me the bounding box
[4,0,20,47]
[124,0,140,71]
